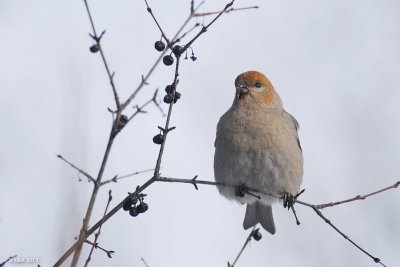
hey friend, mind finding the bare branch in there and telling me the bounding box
[144,0,171,45]
[194,5,259,17]
[312,207,386,267]
[101,168,154,186]
[57,155,95,183]
[83,0,120,108]
[141,257,151,267]
[228,226,258,267]
[84,190,113,266]
[182,0,236,52]
[314,180,400,209]
[0,255,17,267]
[84,240,115,259]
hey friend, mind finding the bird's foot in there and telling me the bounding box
[283,193,295,210]
[235,184,261,200]
[283,189,305,209]
[235,184,246,197]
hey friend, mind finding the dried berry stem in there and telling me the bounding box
[228,226,257,267]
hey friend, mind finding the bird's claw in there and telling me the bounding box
[235,184,246,197]
[283,193,295,210]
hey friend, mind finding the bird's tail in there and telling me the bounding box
[243,201,276,234]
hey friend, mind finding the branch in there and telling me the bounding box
[312,207,386,267]
[313,180,400,209]
[84,190,113,266]
[194,5,258,17]
[84,0,120,108]
[101,168,154,186]
[228,226,260,267]
[84,240,115,259]
[57,154,95,183]
[182,0,236,52]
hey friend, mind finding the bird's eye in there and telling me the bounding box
[255,82,262,88]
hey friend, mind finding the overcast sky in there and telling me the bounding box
[1,0,400,266]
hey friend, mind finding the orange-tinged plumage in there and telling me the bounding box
[214,70,303,234]
[234,70,280,107]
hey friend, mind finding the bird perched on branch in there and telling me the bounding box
[214,70,303,234]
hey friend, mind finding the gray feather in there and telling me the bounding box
[243,201,276,234]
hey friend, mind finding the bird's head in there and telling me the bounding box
[234,71,282,108]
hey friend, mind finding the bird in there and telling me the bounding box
[214,70,303,234]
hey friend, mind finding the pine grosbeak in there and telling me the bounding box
[214,70,303,234]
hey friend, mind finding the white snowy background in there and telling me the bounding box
[1,0,399,266]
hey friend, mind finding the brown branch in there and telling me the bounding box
[144,0,171,45]
[153,56,181,178]
[141,257,151,267]
[312,207,386,267]
[84,190,113,266]
[84,240,115,258]
[100,168,154,186]
[84,0,120,108]
[228,226,257,267]
[120,0,204,110]
[182,0,236,52]
[194,5,258,17]
[54,176,157,267]
[314,180,400,209]
[57,155,95,183]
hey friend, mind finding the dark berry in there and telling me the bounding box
[154,40,165,52]
[163,55,174,66]
[163,94,173,104]
[252,229,262,241]
[122,201,131,211]
[129,207,139,217]
[190,55,197,61]
[172,45,183,56]
[137,202,149,213]
[153,134,163,145]
[165,85,174,94]
[173,92,181,103]
[89,44,100,53]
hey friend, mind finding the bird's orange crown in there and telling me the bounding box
[234,71,280,106]
[235,71,271,87]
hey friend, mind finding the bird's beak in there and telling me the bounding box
[236,86,249,99]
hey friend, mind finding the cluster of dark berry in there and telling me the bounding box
[122,193,148,217]
[163,84,181,104]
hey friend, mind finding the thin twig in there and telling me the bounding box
[84,0,120,108]
[228,226,257,267]
[57,155,95,183]
[144,0,171,45]
[141,257,150,267]
[120,1,204,110]
[101,168,154,186]
[0,255,17,267]
[314,180,400,209]
[194,5,258,17]
[84,190,113,266]
[84,240,115,258]
[312,207,386,267]
[126,89,164,124]
[182,0,236,52]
